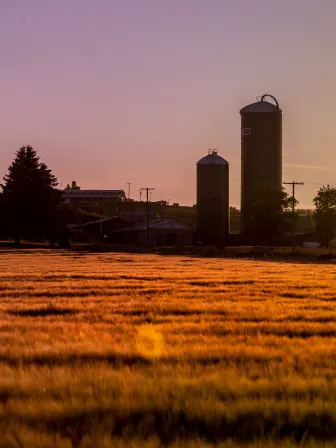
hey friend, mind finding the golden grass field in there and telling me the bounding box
[0,250,336,447]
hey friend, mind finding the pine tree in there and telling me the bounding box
[1,146,61,246]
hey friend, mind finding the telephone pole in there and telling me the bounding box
[127,183,132,200]
[140,188,154,242]
[283,181,304,253]
[138,189,142,202]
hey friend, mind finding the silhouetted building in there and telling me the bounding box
[196,150,230,246]
[113,219,193,246]
[240,95,282,230]
[61,190,126,214]
[72,216,133,243]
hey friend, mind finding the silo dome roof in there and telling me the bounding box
[197,154,228,165]
[240,100,282,114]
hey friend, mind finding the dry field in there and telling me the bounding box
[0,250,336,447]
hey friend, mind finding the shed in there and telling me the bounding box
[72,216,134,243]
[112,219,194,246]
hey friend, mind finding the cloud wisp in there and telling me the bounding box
[284,163,336,172]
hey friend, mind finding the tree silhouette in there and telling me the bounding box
[246,183,293,246]
[313,185,336,253]
[65,180,81,190]
[1,146,61,246]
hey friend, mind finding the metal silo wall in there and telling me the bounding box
[241,112,282,230]
[196,163,229,245]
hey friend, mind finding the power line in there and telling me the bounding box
[283,181,304,253]
[140,188,155,242]
[306,182,324,186]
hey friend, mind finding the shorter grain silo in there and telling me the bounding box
[196,150,229,246]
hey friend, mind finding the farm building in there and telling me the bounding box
[61,190,126,214]
[72,211,193,246]
[72,216,134,244]
[112,219,194,246]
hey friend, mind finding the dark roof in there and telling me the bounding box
[113,219,194,233]
[197,154,228,165]
[71,216,133,229]
[61,190,126,199]
[120,211,159,222]
[240,100,282,114]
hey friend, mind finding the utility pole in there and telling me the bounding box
[283,181,304,253]
[127,182,132,200]
[140,188,154,242]
[138,189,142,202]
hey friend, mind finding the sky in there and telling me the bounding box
[0,0,335,208]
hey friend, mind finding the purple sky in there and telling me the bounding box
[1,0,335,207]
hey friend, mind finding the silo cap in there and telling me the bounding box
[240,100,282,114]
[197,154,229,165]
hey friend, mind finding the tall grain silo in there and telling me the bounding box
[196,149,229,246]
[240,94,282,230]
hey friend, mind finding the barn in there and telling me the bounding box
[112,219,194,246]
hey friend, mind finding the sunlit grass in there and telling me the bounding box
[0,250,335,447]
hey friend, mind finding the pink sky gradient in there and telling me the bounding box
[1,0,335,208]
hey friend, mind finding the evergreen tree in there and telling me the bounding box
[0,192,6,239]
[1,146,61,246]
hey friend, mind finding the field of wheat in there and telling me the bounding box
[0,250,335,447]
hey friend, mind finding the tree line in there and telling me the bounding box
[245,183,336,249]
[0,146,335,248]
